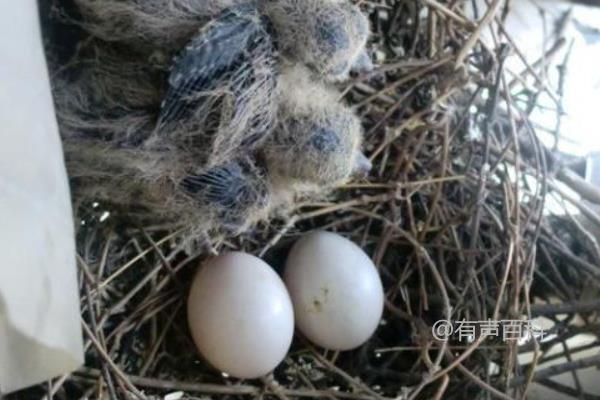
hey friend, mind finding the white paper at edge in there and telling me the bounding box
[0,0,84,393]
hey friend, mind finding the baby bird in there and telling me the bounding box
[262,0,373,80]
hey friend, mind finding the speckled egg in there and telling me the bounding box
[284,231,384,350]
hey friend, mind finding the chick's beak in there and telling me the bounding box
[351,50,374,74]
[352,152,372,177]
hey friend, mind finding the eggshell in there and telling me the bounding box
[187,252,294,379]
[284,231,384,350]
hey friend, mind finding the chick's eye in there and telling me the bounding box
[316,23,350,52]
[309,127,341,152]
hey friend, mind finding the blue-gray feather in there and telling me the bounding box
[158,5,276,127]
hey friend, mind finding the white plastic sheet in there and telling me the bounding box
[0,0,83,394]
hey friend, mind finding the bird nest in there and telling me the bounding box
[23,0,600,399]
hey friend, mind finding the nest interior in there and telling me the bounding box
[13,0,600,399]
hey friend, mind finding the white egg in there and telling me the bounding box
[187,252,294,379]
[284,231,384,351]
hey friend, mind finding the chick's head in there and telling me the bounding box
[266,107,367,187]
[264,0,372,81]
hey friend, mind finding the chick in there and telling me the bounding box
[264,66,371,187]
[262,0,373,81]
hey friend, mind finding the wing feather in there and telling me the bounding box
[158,5,276,128]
